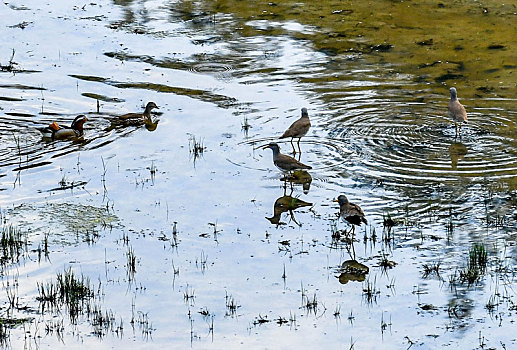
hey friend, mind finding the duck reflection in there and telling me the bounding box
[266,195,312,226]
[106,118,159,132]
[337,259,369,285]
[449,141,468,170]
[280,170,312,194]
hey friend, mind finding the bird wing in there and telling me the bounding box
[342,203,366,222]
[118,112,143,120]
[53,128,80,139]
[281,118,311,138]
[275,154,312,170]
[448,101,467,122]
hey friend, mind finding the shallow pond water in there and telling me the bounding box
[1,0,517,349]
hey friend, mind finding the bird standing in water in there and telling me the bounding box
[280,107,311,154]
[39,115,88,140]
[448,87,467,138]
[263,142,312,173]
[334,194,367,235]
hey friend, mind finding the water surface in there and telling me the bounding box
[1,0,516,349]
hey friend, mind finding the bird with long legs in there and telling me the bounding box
[448,87,467,139]
[280,107,311,154]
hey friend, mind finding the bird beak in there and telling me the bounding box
[262,144,271,150]
[333,198,338,202]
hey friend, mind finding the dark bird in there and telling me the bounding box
[334,194,367,234]
[39,115,88,140]
[448,87,467,138]
[115,102,159,126]
[280,107,311,153]
[263,143,312,172]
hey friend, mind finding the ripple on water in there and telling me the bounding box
[189,62,234,81]
[234,136,352,174]
[327,106,517,185]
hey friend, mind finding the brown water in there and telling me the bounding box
[1,0,516,349]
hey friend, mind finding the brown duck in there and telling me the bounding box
[115,102,159,126]
[335,194,367,234]
[280,107,311,153]
[263,143,311,172]
[39,115,87,140]
[448,87,467,138]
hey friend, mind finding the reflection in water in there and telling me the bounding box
[266,195,312,226]
[337,260,369,285]
[0,0,515,348]
[106,118,159,132]
[281,170,312,194]
[449,142,468,170]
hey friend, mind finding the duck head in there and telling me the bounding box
[145,102,159,114]
[71,115,88,132]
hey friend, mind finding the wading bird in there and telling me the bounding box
[280,107,311,154]
[263,142,312,173]
[448,87,467,138]
[334,194,367,235]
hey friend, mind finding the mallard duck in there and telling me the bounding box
[263,142,311,172]
[280,107,311,153]
[39,115,87,140]
[448,87,467,138]
[114,102,159,126]
[334,194,367,234]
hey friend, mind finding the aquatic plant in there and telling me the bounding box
[0,224,27,265]
[37,267,94,324]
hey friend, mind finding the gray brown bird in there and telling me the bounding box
[115,102,159,126]
[448,87,467,138]
[334,194,367,234]
[263,143,312,172]
[280,107,311,154]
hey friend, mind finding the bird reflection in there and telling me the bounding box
[266,195,312,226]
[106,118,159,132]
[280,170,312,194]
[337,260,369,285]
[449,142,468,170]
[144,119,159,132]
